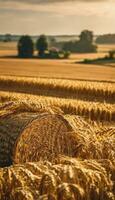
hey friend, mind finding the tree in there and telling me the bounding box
[79,30,93,44]
[18,35,34,58]
[36,35,48,57]
[78,30,97,52]
[63,30,97,53]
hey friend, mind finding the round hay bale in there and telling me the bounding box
[0,112,39,167]
[0,101,63,167]
[13,114,73,164]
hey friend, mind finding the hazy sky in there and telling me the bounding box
[0,0,115,35]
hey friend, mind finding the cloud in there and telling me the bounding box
[0,0,115,35]
[0,0,114,18]
[0,0,113,11]
[0,0,112,4]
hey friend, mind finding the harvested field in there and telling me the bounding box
[0,57,115,81]
[0,42,115,81]
[0,42,115,199]
[98,44,115,53]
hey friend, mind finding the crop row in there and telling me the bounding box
[0,76,114,102]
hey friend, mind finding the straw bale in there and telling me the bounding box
[13,114,73,164]
[0,112,39,167]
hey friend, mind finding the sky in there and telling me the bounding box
[0,0,115,35]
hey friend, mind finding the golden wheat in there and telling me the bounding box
[0,92,114,121]
[65,115,115,160]
[0,76,114,102]
[0,157,114,200]
[0,101,63,118]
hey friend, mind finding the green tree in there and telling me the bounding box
[63,30,97,53]
[36,35,48,57]
[18,35,34,58]
[79,30,93,44]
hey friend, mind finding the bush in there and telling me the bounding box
[49,48,60,59]
[63,51,71,58]
[38,48,70,59]
[108,50,115,59]
[83,59,91,63]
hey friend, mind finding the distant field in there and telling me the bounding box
[0,41,115,52]
[0,42,115,81]
[0,42,17,51]
[98,44,115,53]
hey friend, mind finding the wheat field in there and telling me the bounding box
[0,43,115,199]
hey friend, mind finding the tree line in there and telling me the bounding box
[18,35,70,59]
[18,30,97,59]
[96,34,115,44]
[62,30,97,53]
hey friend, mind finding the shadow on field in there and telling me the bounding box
[0,55,18,59]
[0,55,38,59]
[77,58,115,68]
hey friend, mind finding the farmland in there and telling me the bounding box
[0,42,115,199]
[0,42,115,81]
